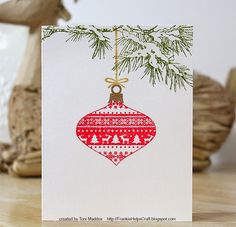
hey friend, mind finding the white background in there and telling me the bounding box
[0,1,235,165]
[42,29,192,221]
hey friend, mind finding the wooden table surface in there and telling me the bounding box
[0,163,235,227]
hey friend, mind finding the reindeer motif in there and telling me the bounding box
[120,135,129,144]
[144,135,154,144]
[78,135,87,143]
[102,135,112,144]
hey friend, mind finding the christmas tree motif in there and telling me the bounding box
[132,134,141,144]
[111,134,120,144]
[91,134,99,144]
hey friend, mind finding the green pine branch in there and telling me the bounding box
[43,25,114,59]
[42,25,193,91]
[113,25,193,91]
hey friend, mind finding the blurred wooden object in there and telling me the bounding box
[9,151,41,177]
[0,0,71,28]
[193,73,235,171]
[0,0,72,177]
[226,68,236,106]
[0,143,12,172]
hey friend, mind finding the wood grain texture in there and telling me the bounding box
[0,163,235,226]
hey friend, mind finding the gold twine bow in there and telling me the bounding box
[105,28,128,89]
[105,77,128,88]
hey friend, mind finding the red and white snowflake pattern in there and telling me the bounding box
[76,101,156,165]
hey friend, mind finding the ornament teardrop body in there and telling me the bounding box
[76,101,156,165]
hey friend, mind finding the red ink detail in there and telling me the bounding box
[76,101,156,165]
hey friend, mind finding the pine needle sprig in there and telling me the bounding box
[43,25,112,59]
[42,26,67,40]
[115,25,193,91]
[159,25,193,56]
[165,64,192,91]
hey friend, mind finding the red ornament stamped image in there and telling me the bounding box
[76,101,156,165]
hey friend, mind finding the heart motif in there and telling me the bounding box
[76,101,156,165]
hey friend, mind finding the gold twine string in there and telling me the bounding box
[105,28,128,89]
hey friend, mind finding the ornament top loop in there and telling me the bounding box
[108,84,124,103]
[111,84,122,94]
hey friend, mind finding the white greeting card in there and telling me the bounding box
[42,25,193,222]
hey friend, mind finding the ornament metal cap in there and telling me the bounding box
[108,84,123,103]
